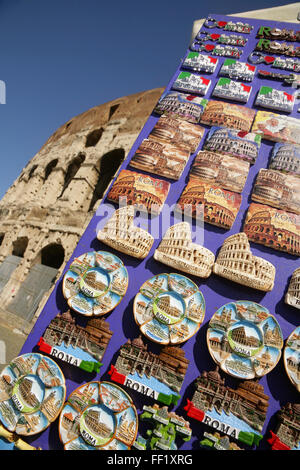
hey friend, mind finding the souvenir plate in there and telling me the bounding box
[200,100,256,132]
[207,301,283,379]
[0,353,66,436]
[62,251,128,316]
[133,273,205,345]
[283,326,300,392]
[58,381,138,450]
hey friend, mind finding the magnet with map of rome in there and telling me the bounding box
[58,381,138,450]
[62,251,128,317]
[0,353,66,436]
[283,326,300,392]
[207,301,283,379]
[133,273,205,345]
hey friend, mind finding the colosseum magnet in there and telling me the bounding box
[153,222,215,278]
[207,301,283,380]
[212,78,252,103]
[133,273,205,345]
[285,267,300,310]
[58,381,138,450]
[252,169,300,214]
[213,232,276,292]
[283,326,300,392]
[153,91,208,124]
[106,170,170,216]
[243,202,300,256]
[0,353,66,436]
[62,251,129,316]
[204,126,261,164]
[269,142,300,177]
[182,52,219,74]
[190,150,250,193]
[97,206,154,259]
[172,72,211,96]
[219,59,256,82]
[255,86,295,113]
[251,110,300,145]
[200,100,256,132]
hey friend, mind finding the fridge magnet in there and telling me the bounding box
[153,91,208,124]
[153,222,215,278]
[285,267,300,310]
[184,366,269,447]
[269,142,300,177]
[206,300,283,379]
[190,150,249,193]
[133,404,192,450]
[196,32,247,47]
[0,353,66,436]
[268,403,300,450]
[133,272,205,345]
[37,310,113,374]
[58,381,138,450]
[251,110,300,145]
[255,86,295,113]
[129,138,190,181]
[219,59,256,82]
[191,42,241,59]
[204,126,261,164]
[283,326,300,392]
[62,251,129,317]
[256,25,300,42]
[199,431,244,450]
[200,100,256,132]
[248,52,300,72]
[212,78,252,103]
[213,232,276,292]
[97,206,154,259]
[149,114,205,153]
[255,39,300,58]
[204,17,253,34]
[243,202,300,256]
[172,72,211,95]
[257,70,300,86]
[252,169,300,214]
[182,52,219,74]
[177,180,242,230]
[106,169,170,216]
[108,335,189,406]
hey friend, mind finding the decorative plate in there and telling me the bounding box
[133,273,205,345]
[283,326,300,392]
[58,381,138,450]
[0,353,66,436]
[207,301,283,379]
[62,251,128,316]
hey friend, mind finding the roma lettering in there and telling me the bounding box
[203,414,238,439]
[125,378,157,399]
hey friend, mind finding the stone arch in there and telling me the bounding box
[12,236,29,258]
[37,243,65,269]
[28,164,38,179]
[85,128,104,147]
[59,153,86,198]
[44,159,58,181]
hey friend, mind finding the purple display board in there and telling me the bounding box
[13,14,300,450]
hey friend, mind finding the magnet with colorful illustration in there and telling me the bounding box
[219,59,256,82]
[182,52,219,73]
[255,86,295,113]
[283,326,300,392]
[133,273,205,345]
[172,72,211,95]
[212,78,252,103]
[62,251,128,317]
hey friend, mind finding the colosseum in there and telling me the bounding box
[0,88,163,335]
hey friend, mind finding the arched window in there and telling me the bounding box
[58,153,85,198]
[108,104,119,120]
[44,159,58,181]
[85,128,104,147]
[12,237,29,258]
[40,243,65,269]
[28,165,38,179]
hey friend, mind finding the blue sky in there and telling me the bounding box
[0,0,295,198]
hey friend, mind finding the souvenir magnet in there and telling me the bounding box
[285,268,300,310]
[257,70,300,86]
[133,405,192,450]
[108,335,189,405]
[107,169,170,215]
[283,326,300,392]
[184,366,269,447]
[255,86,295,113]
[62,250,129,316]
[133,273,205,345]
[58,381,138,450]
[219,59,256,82]
[200,100,256,132]
[243,202,300,256]
[207,300,283,379]
[204,17,253,34]
[257,25,300,42]
[199,431,244,450]
[251,110,300,145]
[204,126,261,165]
[255,39,300,57]
[212,78,251,103]
[268,403,300,450]
[248,52,300,72]
[153,91,208,124]
[154,222,215,278]
[252,169,300,214]
[213,232,276,292]
[0,353,66,436]
[172,71,211,95]
[37,310,113,373]
[182,52,218,73]
[269,142,300,177]
[196,31,247,46]
[191,41,241,58]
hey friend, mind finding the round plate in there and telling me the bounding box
[58,381,138,450]
[207,301,283,379]
[0,353,66,436]
[133,273,205,345]
[62,251,129,316]
[283,326,300,392]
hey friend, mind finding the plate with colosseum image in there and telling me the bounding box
[62,251,129,317]
[133,273,205,345]
[58,381,138,450]
[283,326,300,393]
[0,353,66,436]
[207,301,283,380]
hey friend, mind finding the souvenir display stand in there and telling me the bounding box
[1,14,300,451]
